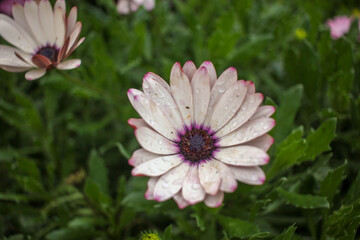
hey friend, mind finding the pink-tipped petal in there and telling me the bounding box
[132,155,182,177]
[128,118,150,130]
[243,134,274,152]
[200,61,217,88]
[230,166,266,185]
[66,21,81,55]
[54,0,66,18]
[56,59,81,70]
[67,6,78,37]
[145,177,158,200]
[135,127,178,154]
[54,6,65,48]
[250,105,276,120]
[173,193,190,209]
[213,161,238,193]
[207,67,237,117]
[207,81,247,130]
[143,73,184,130]
[192,67,210,125]
[170,62,194,126]
[204,191,224,208]
[219,118,276,147]
[182,165,206,204]
[153,164,190,202]
[128,148,160,167]
[216,93,264,137]
[198,161,221,195]
[128,90,178,140]
[215,146,269,166]
[182,61,197,80]
[145,72,171,93]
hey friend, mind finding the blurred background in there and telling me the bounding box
[0,0,359,239]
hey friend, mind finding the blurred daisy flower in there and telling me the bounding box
[326,16,352,39]
[116,0,155,15]
[0,0,84,80]
[0,0,26,16]
[127,61,275,208]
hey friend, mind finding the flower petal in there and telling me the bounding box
[56,59,81,70]
[143,0,155,10]
[173,193,190,209]
[250,105,276,120]
[198,161,221,195]
[67,6,78,37]
[244,134,274,152]
[245,81,255,94]
[219,118,276,147]
[143,73,184,130]
[205,67,237,122]
[54,0,66,18]
[0,65,31,72]
[39,0,55,44]
[54,6,65,48]
[12,3,32,36]
[170,62,193,127]
[215,145,269,166]
[25,68,46,81]
[153,163,190,202]
[216,93,264,137]
[0,45,32,67]
[204,191,224,208]
[132,154,182,177]
[24,0,47,46]
[145,72,171,93]
[128,148,160,167]
[128,89,178,140]
[200,61,217,88]
[0,14,37,52]
[128,118,150,130]
[208,81,247,131]
[230,166,266,185]
[145,177,158,200]
[192,67,210,125]
[66,21,81,55]
[182,60,197,80]
[135,127,178,154]
[213,160,237,193]
[182,165,205,204]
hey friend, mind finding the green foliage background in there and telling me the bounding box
[0,0,359,239]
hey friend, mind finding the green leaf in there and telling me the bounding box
[267,139,307,179]
[326,199,360,238]
[218,216,259,238]
[276,187,329,209]
[84,179,112,212]
[300,118,337,161]
[273,224,297,240]
[88,149,109,193]
[274,85,303,142]
[163,225,173,240]
[116,142,131,159]
[319,160,347,201]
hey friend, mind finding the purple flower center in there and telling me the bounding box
[178,127,217,164]
[37,46,59,62]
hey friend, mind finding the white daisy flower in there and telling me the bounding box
[0,0,84,80]
[116,0,155,15]
[127,61,276,208]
